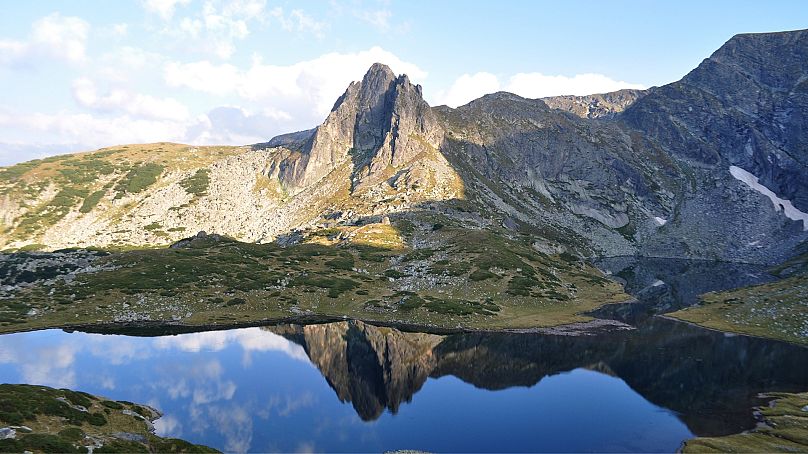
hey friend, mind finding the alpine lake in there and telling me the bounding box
[1,258,806,453]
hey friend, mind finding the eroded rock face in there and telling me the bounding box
[272,63,444,192]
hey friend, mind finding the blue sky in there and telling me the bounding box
[1,0,806,165]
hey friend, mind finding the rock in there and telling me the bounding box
[502,217,519,231]
[272,63,444,191]
[532,240,566,255]
[169,231,224,249]
[112,432,147,443]
[2,30,808,266]
[543,88,648,119]
[255,128,316,151]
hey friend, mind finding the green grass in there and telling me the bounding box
[402,248,434,262]
[0,160,40,182]
[114,163,164,198]
[668,273,808,346]
[12,187,90,237]
[180,168,210,196]
[1,227,629,333]
[682,392,808,452]
[80,190,106,213]
[326,254,355,271]
[0,384,106,426]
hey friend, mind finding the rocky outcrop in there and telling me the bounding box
[270,63,444,192]
[254,128,315,151]
[542,88,647,119]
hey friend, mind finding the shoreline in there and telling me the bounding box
[0,307,639,338]
[660,314,808,349]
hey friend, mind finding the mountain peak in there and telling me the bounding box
[363,62,396,81]
[271,62,442,191]
[687,28,808,93]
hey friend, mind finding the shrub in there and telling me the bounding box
[114,163,164,198]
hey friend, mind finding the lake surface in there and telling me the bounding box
[1,258,807,453]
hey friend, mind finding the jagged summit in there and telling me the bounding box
[269,63,443,191]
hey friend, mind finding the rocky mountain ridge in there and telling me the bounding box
[542,88,648,119]
[0,29,806,265]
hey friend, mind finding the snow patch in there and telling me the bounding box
[651,280,665,287]
[729,166,808,231]
[653,216,667,226]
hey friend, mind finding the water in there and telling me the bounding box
[1,259,806,452]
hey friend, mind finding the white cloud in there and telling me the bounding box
[96,46,166,82]
[0,109,190,152]
[507,72,646,99]
[154,415,182,438]
[31,13,90,62]
[152,327,311,362]
[0,13,90,66]
[111,23,129,37]
[433,71,646,108]
[142,0,192,20]
[0,336,79,388]
[185,106,292,145]
[164,60,241,95]
[432,72,500,108]
[0,40,27,64]
[269,7,327,38]
[164,46,426,117]
[164,0,270,59]
[72,77,190,121]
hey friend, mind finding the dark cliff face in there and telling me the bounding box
[622,29,808,208]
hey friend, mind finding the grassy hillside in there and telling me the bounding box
[0,143,247,250]
[668,273,808,346]
[0,384,218,453]
[0,220,629,334]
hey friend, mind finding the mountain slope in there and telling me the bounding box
[0,29,807,267]
[620,29,808,263]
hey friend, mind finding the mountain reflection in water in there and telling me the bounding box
[270,317,808,434]
[0,259,805,452]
